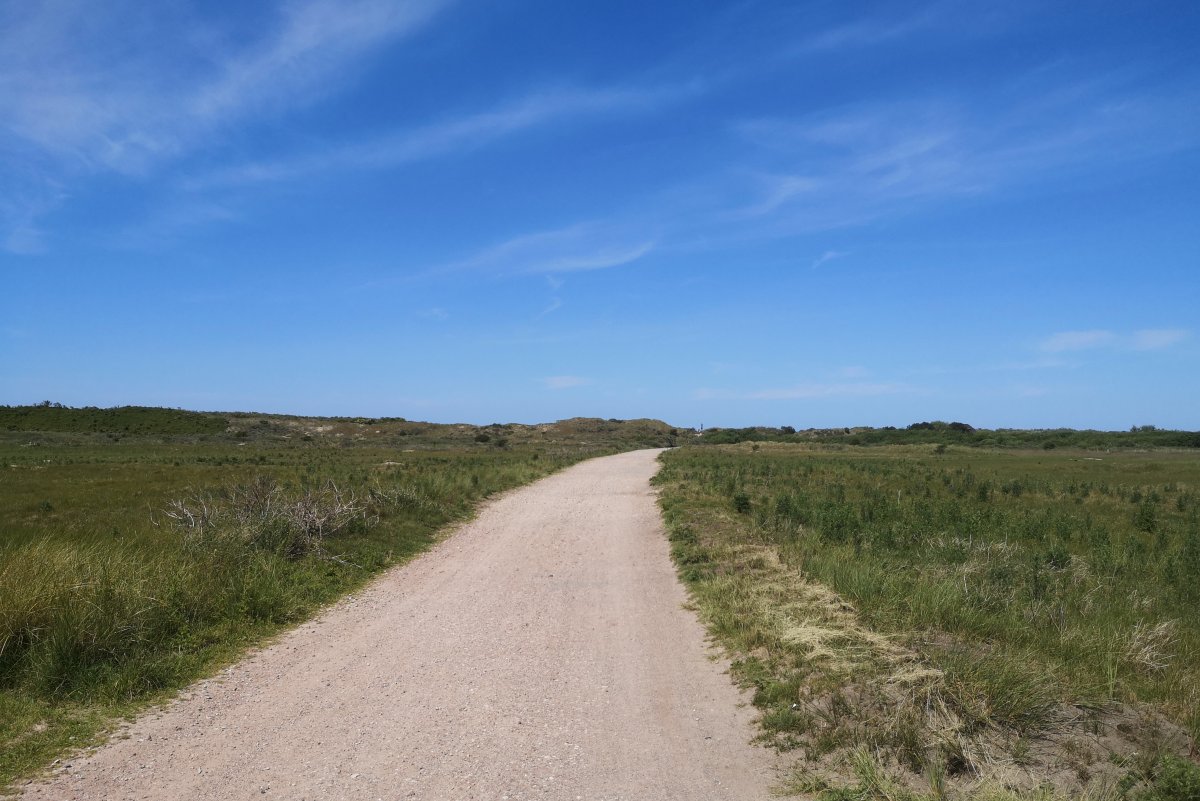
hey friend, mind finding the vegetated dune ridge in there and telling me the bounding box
[19,449,775,801]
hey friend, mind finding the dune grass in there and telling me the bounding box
[654,443,1200,799]
[0,416,659,789]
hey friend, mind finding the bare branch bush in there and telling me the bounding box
[162,477,369,559]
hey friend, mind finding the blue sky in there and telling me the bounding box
[2,0,1198,428]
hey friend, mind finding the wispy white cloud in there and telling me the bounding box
[542,375,590,390]
[0,0,450,248]
[989,357,1072,372]
[1130,328,1188,351]
[2,326,32,340]
[899,357,1073,379]
[189,82,696,189]
[745,382,908,400]
[104,200,240,251]
[812,250,848,269]
[506,64,1200,261]
[730,106,986,225]
[0,163,67,255]
[1040,330,1117,352]
[786,5,941,55]
[3,221,45,255]
[430,222,656,278]
[1039,328,1189,353]
[0,0,446,170]
[188,0,445,125]
[1014,385,1049,398]
[695,382,908,401]
[727,75,1200,232]
[524,240,656,275]
[782,2,1025,59]
[733,174,821,218]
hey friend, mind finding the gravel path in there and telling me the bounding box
[22,449,775,800]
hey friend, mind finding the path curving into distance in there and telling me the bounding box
[22,449,775,801]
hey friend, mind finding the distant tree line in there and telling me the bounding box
[0,404,229,436]
[698,420,1200,449]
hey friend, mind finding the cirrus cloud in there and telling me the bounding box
[695,382,909,401]
[1039,328,1189,353]
[1039,330,1117,352]
[542,375,591,390]
[1130,329,1188,351]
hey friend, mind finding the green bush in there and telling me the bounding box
[1140,755,1200,801]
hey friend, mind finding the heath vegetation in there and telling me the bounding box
[0,405,677,788]
[655,441,1200,801]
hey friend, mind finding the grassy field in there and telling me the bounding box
[0,406,677,789]
[654,442,1200,800]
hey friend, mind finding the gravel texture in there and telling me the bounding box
[21,448,775,800]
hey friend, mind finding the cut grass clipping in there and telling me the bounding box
[654,443,1200,801]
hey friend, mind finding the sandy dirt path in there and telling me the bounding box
[21,449,775,801]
